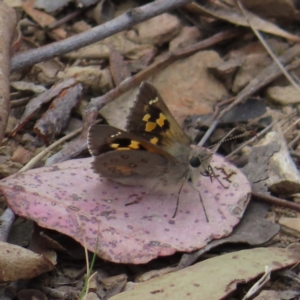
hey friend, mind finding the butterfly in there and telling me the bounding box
[87,81,214,191]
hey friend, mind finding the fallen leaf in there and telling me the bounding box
[241,141,280,193]
[57,67,113,94]
[240,0,299,21]
[11,81,47,94]
[184,2,300,42]
[109,46,131,85]
[11,78,76,136]
[34,84,82,143]
[22,0,66,39]
[0,241,55,282]
[0,152,251,264]
[111,245,300,300]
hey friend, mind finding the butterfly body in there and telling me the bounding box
[88,82,213,189]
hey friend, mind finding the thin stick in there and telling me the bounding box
[46,9,86,31]
[252,192,300,212]
[11,0,195,71]
[19,128,81,172]
[237,1,300,89]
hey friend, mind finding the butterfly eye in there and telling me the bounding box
[189,156,201,168]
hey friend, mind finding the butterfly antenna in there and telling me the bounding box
[208,128,256,154]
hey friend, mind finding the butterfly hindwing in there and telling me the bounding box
[87,124,184,182]
[126,82,190,153]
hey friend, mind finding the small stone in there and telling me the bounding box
[5,116,18,134]
[128,13,181,45]
[11,146,33,165]
[169,26,202,51]
[85,292,99,300]
[266,85,300,106]
[279,217,300,238]
[22,133,35,144]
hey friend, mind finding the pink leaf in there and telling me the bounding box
[0,152,251,263]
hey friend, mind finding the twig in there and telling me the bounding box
[252,192,300,212]
[0,208,16,242]
[237,1,300,89]
[226,111,297,159]
[11,0,194,72]
[288,132,300,149]
[10,96,30,108]
[291,150,300,159]
[198,120,218,146]
[46,8,87,31]
[89,29,241,110]
[283,117,300,135]
[19,128,81,172]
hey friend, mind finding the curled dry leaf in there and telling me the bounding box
[34,84,83,144]
[45,106,98,165]
[0,152,251,264]
[10,78,76,136]
[109,46,131,86]
[22,0,66,39]
[185,2,300,42]
[240,0,299,21]
[0,2,17,143]
[0,241,55,282]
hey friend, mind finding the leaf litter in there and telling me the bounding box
[1,0,300,299]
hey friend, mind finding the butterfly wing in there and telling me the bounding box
[88,124,188,185]
[126,82,191,159]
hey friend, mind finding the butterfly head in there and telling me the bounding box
[189,146,213,174]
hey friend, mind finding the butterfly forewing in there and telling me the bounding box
[88,124,177,159]
[126,82,190,154]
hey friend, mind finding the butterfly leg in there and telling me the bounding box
[190,169,210,223]
[197,190,209,223]
[171,177,187,219]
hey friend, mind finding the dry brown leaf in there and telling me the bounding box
[109,46,131,85]
[0,241,55,282]
[127,13,182,45]
[185,2,300,42]
[11,78,76,136]
[22,0,66,39]
[240,0,300,21]
[34,84,82,144]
